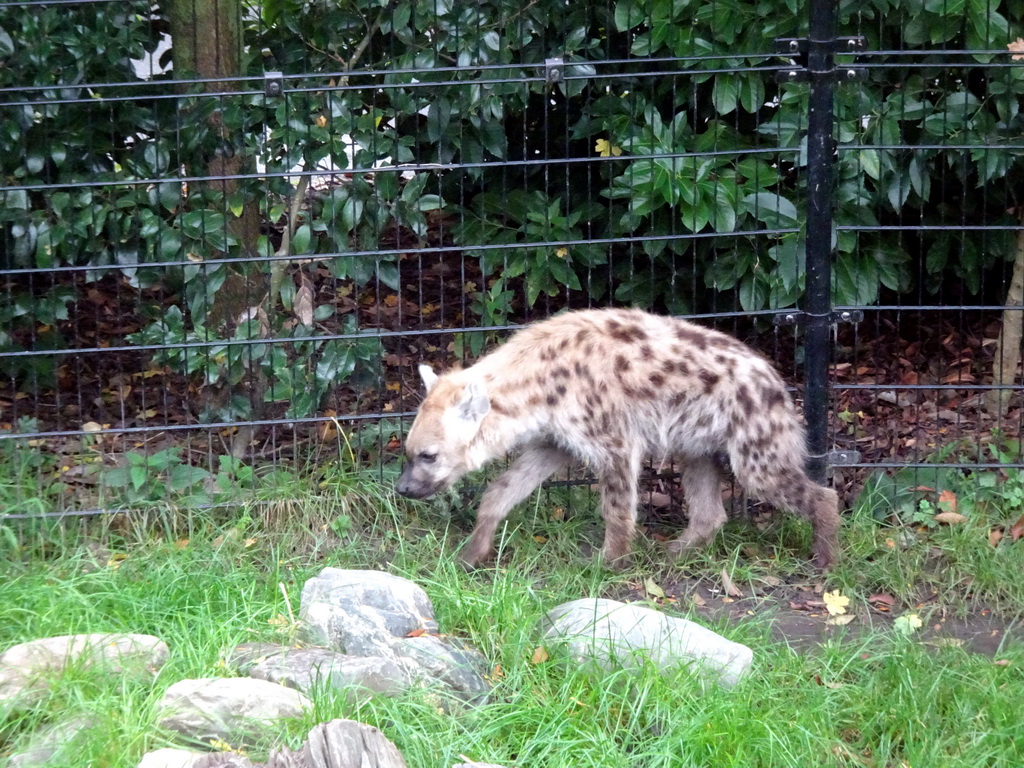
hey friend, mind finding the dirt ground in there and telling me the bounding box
[607,575,1017,657]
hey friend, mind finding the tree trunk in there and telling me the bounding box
[169,0,265,454]
[986,214,1024,419]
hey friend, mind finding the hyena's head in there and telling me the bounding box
[396,364,490,499]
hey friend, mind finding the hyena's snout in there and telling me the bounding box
[396,463,441,499]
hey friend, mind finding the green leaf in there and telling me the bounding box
[742,192,799,229]
[291,223,312,254]
[169,464,211,491]
[739,273,769,311]
[834,253,880,306]
[614,0,647,31]
[858,149,881,180]
[130,465,148,492]
[712,75,738,115]
[426,98,452,142]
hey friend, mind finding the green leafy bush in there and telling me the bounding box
[2,0,1022,415]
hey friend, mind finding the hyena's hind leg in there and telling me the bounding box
[665,455,728,560]
[738,467,841,570]
[461,444,572,568]
[597,450,643,567]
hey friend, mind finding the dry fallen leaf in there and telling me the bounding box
[868,593,896,611]
[406,628,426,638]
[989,528,1004,548]
[531,646,549,664]
[720,569,743,598]
[294,280,314,327]
[1010,514,1024,543]
[937,489,958,513]
[691,593,707,607]
[933,511,968,526]
[925,638,964,649]
[826,614,856,626]
[789,599,826,612]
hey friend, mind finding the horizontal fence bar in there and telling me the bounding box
[0,146,797,195]
[0,58,785,100]
[836,305,1024,312]
[0,227,798,279]
[0,412,415,443]
[0,307,795,361]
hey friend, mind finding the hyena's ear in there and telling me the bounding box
[418,364,439,393]
[456,379,490,424]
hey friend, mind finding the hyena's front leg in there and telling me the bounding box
[597,451,642,567]
[461,445,571,568]
[666,455,727,559]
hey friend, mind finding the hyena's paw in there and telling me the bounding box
[665,537,696,561]
[598,546,634,572]
[811,541,837,572]
[665,530,714,561]
[458,540,496,570]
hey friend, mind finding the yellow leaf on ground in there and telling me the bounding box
[823,590,850,616]
[531,646,549,664]
[644,577,666,599]
[826,614,856,626]
[894,613,923,636]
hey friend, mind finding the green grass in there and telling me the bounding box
[1,462,1023,767]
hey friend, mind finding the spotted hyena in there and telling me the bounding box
[396,308,841,569]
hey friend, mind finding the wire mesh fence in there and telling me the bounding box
[0,0,1022,523]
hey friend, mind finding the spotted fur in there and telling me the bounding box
[396,308,841,569]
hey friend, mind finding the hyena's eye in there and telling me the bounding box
[418,452,438,464]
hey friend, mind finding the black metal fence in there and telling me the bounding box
[1,0,1022,521]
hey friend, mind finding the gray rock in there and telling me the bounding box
[265,718,407,768]
[224,643,286,673]
[540,598,753,688]
[192,754,258,768]
[396,636,490,704]
[248,647,411,700]
[292,569,492,706]
[137,749,206,768]
[158,677,312,745]
[7,715,91,768]
[299,569,436,656]
[0,633,168,709]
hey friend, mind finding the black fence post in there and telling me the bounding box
[802,0,838,485]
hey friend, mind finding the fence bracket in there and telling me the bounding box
[544,57,564,86]
[827,449,862,465]
[773,36,866,83]
[773,309,863,327]
[264,71,284,97]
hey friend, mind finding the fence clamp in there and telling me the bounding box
[827,449,862,466]
[773,309,864,327]
[544,57,564,86]
[773,37,867,83]
[264,71,285,97]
